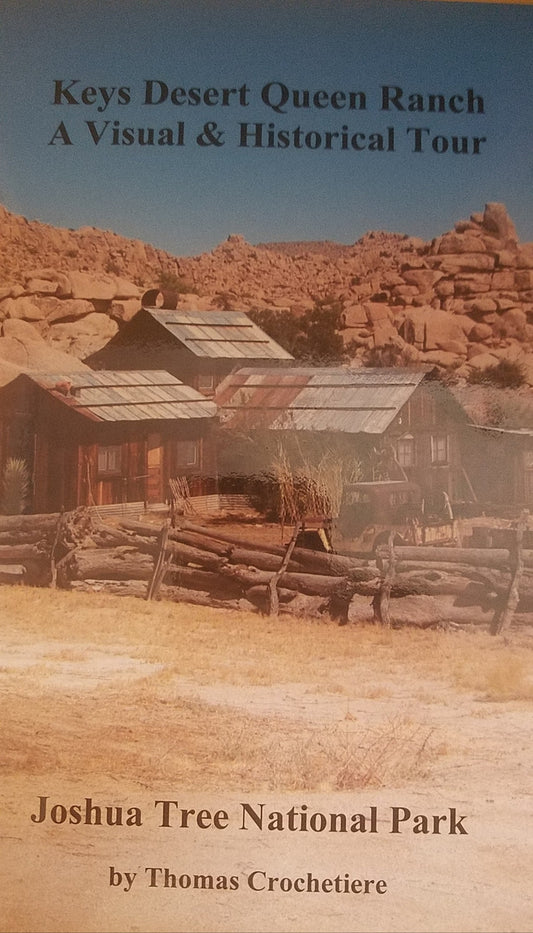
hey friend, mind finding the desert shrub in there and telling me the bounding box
[467,359,526,388]
[158,270,198,294]
[363,343,416,368]
[217,427,362,521]
[104,258,121,276]
[249,296,347,363]
[1,457,31,514]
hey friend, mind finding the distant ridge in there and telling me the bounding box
[1,201,533,397]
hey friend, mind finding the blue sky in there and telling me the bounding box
[0,0,531,255]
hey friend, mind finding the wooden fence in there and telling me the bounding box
[0,508,531,633]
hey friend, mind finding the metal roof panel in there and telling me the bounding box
[146,310,293,360]
[26,370,216,421]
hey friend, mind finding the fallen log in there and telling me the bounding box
[176,523,373,574]
[165,565,243,598]
[93,526,229,571]
[245,584,298,606]
[0,513,62,533]
[225,546,305,573]
[66,547,154,581]
[0,529,55,545]
[0,563,26,584]
[219,564,375,597]
[388,595,528,629]
[68,578,148,597]
[291,548,371,575]
[165,540,227,570]
[0,543,50,562]
[90,525,158,553]
[377,545,533,569]
[394,560,518,581]
[68,579,244,610]
[161,528,231,557]
[119,518,372,575]
[177,519,288,551]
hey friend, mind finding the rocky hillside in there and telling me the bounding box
[1,201,533,402]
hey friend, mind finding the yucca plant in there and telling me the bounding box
[1,457,31,514]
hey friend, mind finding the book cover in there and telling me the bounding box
[1,1,532,931]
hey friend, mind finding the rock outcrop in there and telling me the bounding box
[0,200,532,387]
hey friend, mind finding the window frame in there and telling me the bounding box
[97,444,123,476]
[176,439,200,469]
[430,433,449,465]
[396,435,415,469]
[197,371,215,391]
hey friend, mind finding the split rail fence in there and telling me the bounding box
[0,507,531,634]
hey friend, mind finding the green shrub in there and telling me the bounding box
[467,359,526,388]
[1,457,31,514]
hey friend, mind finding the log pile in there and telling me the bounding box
[65,516,378,621]
[1,508,532,633]
[375,510,532,634]
[0,509,95,586]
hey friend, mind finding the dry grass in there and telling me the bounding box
[1,585,533,793]
[2,586,533,697]
[0,677,436,792]
[453,651,533,701]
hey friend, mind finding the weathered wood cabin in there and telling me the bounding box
[84,297,293,396]
[462,424,533,509]
[215,366,471,505]
[0,370,217,513]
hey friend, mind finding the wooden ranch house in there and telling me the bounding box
[462,424,533,510]
[84,296,293,396]
[0,370,217,514]
[215,366,472,507]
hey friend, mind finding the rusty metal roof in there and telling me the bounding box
[215,367,427,434]
[144,309,294,360]
[26,371,217,422]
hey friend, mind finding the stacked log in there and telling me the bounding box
[0,509,96,585]
[1,508,531,632]
[64,517,377,620]
[375,511,531,633]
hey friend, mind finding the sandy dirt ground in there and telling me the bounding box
[1,587,532,933]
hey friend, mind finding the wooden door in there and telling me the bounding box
[146,433,163,503]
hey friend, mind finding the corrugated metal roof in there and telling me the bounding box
[216,366,427,434]
[145,309,293,360]
[27,371,217,422]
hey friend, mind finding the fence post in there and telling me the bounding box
[373,531,396,627]
[491,510,528,635]
[268,522,301,616]
[146,521,170,601]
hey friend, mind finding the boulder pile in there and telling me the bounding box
[0,200,532,385]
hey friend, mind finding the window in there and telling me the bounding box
[396,436,415,468]
[97,444,122,474]
[198,372,215,391]
[177,439,200,468]
[431,434,449,464]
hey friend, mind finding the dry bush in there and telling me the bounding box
[273,436,361,525]
[259,716,436,791]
